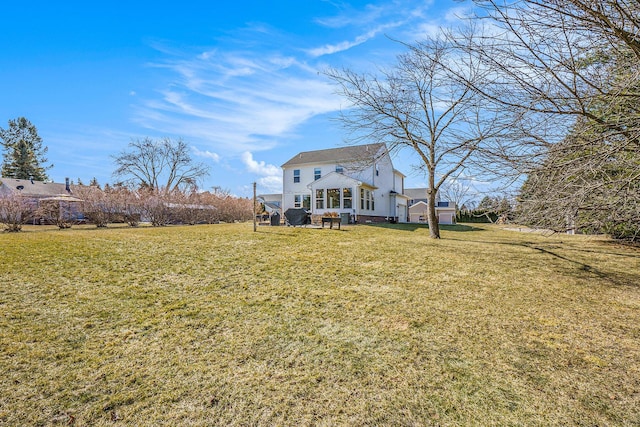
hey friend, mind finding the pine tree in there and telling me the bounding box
[0,117,51,180]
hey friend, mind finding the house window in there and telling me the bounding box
[295,194,311,209]
[327,188,340,209]
[335,166,344,173]
[360,189,374,211]
[293,169,300,183]
[343,188,352,209]
[314,167,321,180]
[315,189,325,209]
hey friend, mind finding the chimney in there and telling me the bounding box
[65,177,70,192]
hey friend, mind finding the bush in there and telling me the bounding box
[0,193,32,232]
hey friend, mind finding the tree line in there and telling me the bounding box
[0,183,253,232]
[328,0,639,241]
[0,118,253,231]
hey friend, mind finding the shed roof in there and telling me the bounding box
[281,143,385,168]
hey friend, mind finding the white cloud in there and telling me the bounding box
[135,47,342,153]
[306,21,405,58]
[306,32,375,57]
[134,0,468,160]
[241,151,282,193]
[241,151,281,176]
[193,147,220,162]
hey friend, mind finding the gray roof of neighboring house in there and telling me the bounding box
[0,178,70,197]
[281,143,385,168]
[404,188,428,200]
[263,202,281,212]
[257,193,283,204]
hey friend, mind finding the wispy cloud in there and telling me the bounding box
[134,46,341,154]
[314,3,386,28]
[133,0,459,164]
[193,147,220,162]
[306,22,403,57]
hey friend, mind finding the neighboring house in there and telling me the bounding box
[405,187,457,225]
[257,193,282,215]
[0,177,73,201]
[281,143,409,223]
[0,177,83,223]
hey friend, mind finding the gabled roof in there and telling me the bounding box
[306,171,378,190]
[0,178,70,197]
[409,200,429,209]
[281,143,386,168]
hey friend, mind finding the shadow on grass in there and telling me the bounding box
[447,235,640,288]
[367,223,484,232]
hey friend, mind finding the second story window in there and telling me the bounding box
[314,167,321,180]
[335,166,344,173]
[293,169,300,183]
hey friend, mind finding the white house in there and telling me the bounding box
[405,188,457,225]
[281,143,410,223]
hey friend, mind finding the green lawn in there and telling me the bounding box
[1,223,639,426]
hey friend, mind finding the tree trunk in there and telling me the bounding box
[427,188,440,239]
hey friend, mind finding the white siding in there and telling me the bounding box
[281,145,406,221]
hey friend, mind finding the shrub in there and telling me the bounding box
[0,193,32,232]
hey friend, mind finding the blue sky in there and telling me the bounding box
[1,0,471,197]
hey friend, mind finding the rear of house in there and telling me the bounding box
[281,143,409,223]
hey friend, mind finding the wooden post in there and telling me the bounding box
[253,182,257,232]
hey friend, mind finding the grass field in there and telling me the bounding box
[1,222,639,426]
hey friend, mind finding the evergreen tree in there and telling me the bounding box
[0,117,51,180]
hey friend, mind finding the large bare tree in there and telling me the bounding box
[439,0,640,239]
[327,36,505,238]
[112,137,210,193]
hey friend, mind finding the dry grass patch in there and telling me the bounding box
[1,223,639,425]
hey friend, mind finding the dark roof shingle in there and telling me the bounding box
[281,143,385,168]
[0,178,70,197]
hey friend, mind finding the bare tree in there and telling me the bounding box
[0,192,33,232]
[112,137,210,193]
[73,184,115,227]
[138,189,172,227]
[439,179,473,213]
[327,35,505,238]
[438,0,640,239]
[169,189,216,225]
